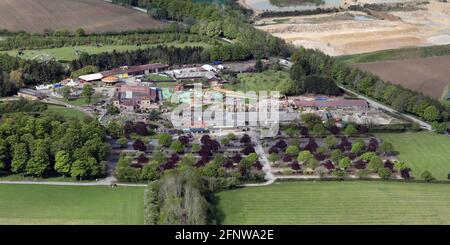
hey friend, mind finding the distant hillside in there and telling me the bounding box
[0,0,166,34]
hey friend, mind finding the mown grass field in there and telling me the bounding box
[45,105,88,120]
[0,185,144,224]
[336,44,450,64]
[216,181,450,224]
[377,132,450,180]
[1,42,211,61]
[224,70,292,92]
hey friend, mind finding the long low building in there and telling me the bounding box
[79,63,169,82]
[294,99,369,110]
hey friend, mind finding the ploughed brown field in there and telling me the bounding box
[0,0,166,33]
[354,55,450,99]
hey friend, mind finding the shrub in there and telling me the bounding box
[117,138,128,148]
[330,149,344,163]
[285,145,300,156]
[338,157,351,170]
[351,139,365,155]
[356,169,370,179]
[268,153,280,163]
[368,156,383,172]
[421,170,435,182]
[297,150,313,162]
[378,167,391,179]
[315,166,329,178]
[360,152,377,162]
[344,124,358,136]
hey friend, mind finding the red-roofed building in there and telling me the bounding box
[113,84,161,112]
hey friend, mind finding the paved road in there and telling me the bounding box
[339,86,432,130]
[249,130,275,182]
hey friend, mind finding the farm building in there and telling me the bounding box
[112,84,162,112]
[294,99,369,110]
[79,63,169,82]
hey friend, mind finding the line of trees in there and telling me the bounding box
[290,48,450,122]
[0,54,66,86]
[0,99,47,114]
[0,31,219,51]
[0,113,109,179]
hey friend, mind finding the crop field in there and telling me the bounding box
[336,44,450,64]
[354,55,450,99]
[224,70,292,92]
[1,42,210,61]
[377,132,450,181]
[0,0,166,33]
[216,181,450,224]
[0,184,144,224]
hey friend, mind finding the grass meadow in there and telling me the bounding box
[0,185,144,224]
[216,181,450,224]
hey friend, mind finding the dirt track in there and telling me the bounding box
[0,0,166,33]
[354,55,450,99]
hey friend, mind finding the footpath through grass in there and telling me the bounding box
[377,132,450,180]
[216,181,450,224]
[0,185,144,224]
[336,44,450,64]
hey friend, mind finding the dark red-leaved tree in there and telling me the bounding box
[241,145,256,155]
[384,159,394,171]
[339,137,352,151]
[240,134,252,144]
[321,160,335,170]
[133,139,147,151]
[282,155,293,162]
[329,125,340,135]
[201,135,211,144]
[268,146,279,154]
[134,121,149,136]
[353,159,366,169]
[358,125,368,135]
[223,159,234,169]
[401,168,411,179]
[137,154,149,164]
[314,152,326,161]
[178,135,190,145]
[300,127,309,137]
[253,161,263,170]
[303,138,318,152]
[367,138,379,152]
[346,152,357,160]
[231,153,242,163]
[290,161,302,170]
[275,140,287,150]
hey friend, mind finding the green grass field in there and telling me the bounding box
[1,42,210,61]
[336,44,450,64]
[377,132,450,180]
[216,181,450,224]
[0,185,144,224]
[224,70,292,92]
[45,105,88,120]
